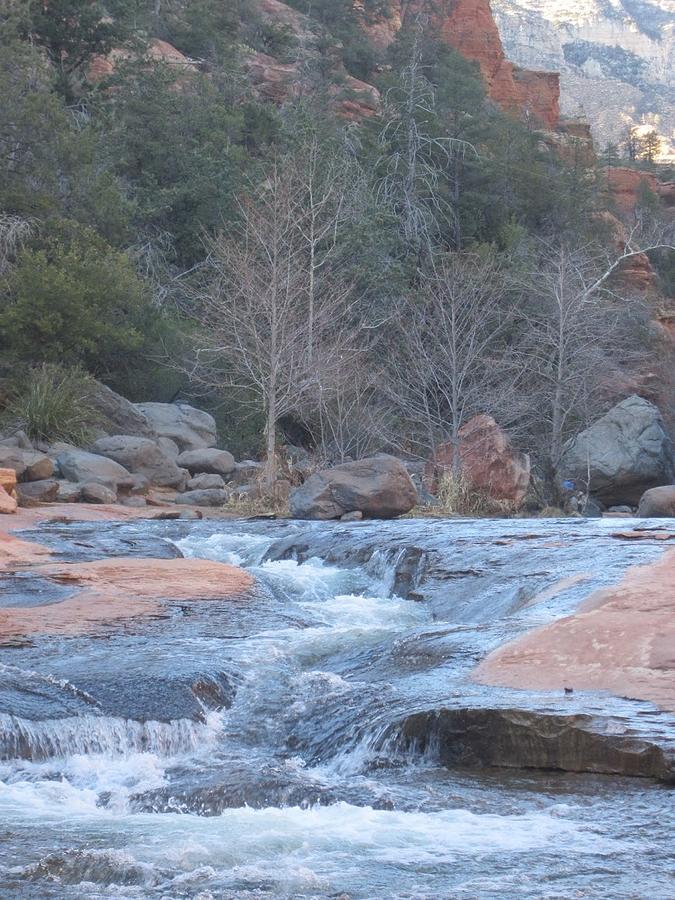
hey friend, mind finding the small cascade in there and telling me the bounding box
[0,711,223,762]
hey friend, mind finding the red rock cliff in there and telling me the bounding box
[365,0,560,128]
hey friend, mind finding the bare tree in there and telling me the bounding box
[514,241,657,492]
[189,164,357,490]
[383,253,518,463]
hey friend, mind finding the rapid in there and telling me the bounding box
[0,515,673,898]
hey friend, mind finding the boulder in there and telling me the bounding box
[89,381,156,438]
[135,402,217,452]
[80,482,117,504]
[56,481,82,503]
[157,437,180,459]
[176,448,236,477]
[16,479,59,506]
[91,435,188,489]
[56,448,131,489]
[560,396,674,506]
[175,489,229,508]
[425,415,531,506]
[117,473,150,497]
[230,460,263,485]
[187,473,226,491]
[638,486,675,518]
[289,455,418,520]
[0,448,54,483]
[0,486,17,514]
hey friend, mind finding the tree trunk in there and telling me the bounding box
[264,393,277,493]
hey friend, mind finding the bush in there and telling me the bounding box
[2,364,105,445]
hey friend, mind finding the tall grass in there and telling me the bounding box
[417,471,517,518]
[2,364,105,445]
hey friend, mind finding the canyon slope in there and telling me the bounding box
[492,0,675,160]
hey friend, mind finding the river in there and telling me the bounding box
[0,515,673,898]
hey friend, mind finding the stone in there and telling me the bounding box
[56,481,82,503]
[18,451,55,483]
[290,455,418,520]
[89,380,157,438]
[0,448,27,480]
[80,482,117,504]
[91,435,188,489]
[560,396,674,506]
[425,415,531,506]
[135,402,217,452]
[157,437,180,459]
[340,511,363,522]
[0,468,17,495]
[0,430,32,450]
[0,486,17,515]
[638,486,675,518]
[56,448,131,489]
[395,708,673,781]
[176,448,236,477]
[175,489,229,508]
[187,473,226,491]
[609,505,634,515]
[16,479,59,506]
[121,496,148,508]
[117,473,150,497]
[230,460,263,485]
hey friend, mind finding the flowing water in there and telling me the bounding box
[0,516,674,898]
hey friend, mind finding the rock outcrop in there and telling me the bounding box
[475,548,675,717]
[393,707,674,781]
[365,0,560,127]
[425,415,531,505]
[135,403,218,452]
[637,485,675,518]
[91,435,188,489]
[560,396,674,506]
[0,448,55,483]
[290,454,418,520]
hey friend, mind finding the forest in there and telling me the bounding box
[1,0,673,503]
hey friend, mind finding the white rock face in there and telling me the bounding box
[492,0,675,160]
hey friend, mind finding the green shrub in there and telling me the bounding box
[2,364,105,445]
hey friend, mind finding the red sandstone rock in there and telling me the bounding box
[474,549,675,712]
[0,486,17,515]
[605,166,660,218]
[88,38,196,84]
[426,415,531,505]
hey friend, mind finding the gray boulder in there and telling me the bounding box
[16,479,59,505]
[637,485,675,518]
[230,460,263,485]
[157,437,180,459]
[175,489,229,507]
[0,430,33,450]
[91,435,187,489]
[80,482,117,504]
[560,396,674,506]
[186,473,226,491]
[56,448,130,489]
[289,455,418,520]
[176,448,235,477]
[135,402,217,452]
[90,381,156,438]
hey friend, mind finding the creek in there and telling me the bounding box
[0,516,673,898]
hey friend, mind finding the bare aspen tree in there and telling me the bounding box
[190,164,356,490]
[383,253,517,463]
[514,240,662,490]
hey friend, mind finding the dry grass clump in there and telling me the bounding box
[414,472,517,518]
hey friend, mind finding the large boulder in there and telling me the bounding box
[176,448,235,477]
[560,396,674,506]
[89,381,156,438]
[425,415,531,506]
[0,448,54,483]
[80,482,117,504]
[186,473,226,491]
[637,485,675,518]
[135,402,217,452]
[289,455,417,520]
[91,435,188,489]
[56,448,130,489]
